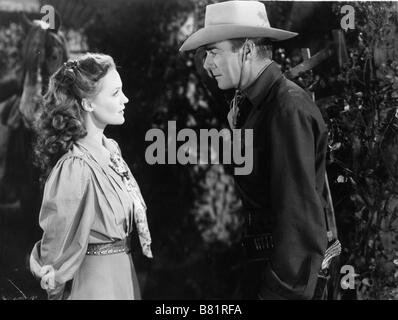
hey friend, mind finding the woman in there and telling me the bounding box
[29,53,152,300]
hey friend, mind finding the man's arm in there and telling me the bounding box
[260,94,328,299]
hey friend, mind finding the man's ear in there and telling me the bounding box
[242,40,255,60]
[81,98,93,112]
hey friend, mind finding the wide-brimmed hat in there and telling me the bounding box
[180,1,298,51]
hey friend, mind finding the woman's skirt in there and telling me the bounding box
[67,252,141,300]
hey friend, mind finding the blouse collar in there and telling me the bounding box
[75,135,118,169]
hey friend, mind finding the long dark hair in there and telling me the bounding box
[34,53,116,182]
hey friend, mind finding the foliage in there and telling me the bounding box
[283,2,398,300]
[0,22,23,80]
[324,1,398,300]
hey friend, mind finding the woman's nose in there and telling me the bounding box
[122,92,129,104]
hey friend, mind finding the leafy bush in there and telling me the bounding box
[292,2,398,299]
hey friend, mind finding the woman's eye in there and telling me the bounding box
[113,90,119,96]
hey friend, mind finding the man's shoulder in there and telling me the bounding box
[273,78,325,123]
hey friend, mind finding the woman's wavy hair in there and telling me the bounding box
[34,53,116,182]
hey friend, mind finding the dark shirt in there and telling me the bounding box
[235,62,329,299]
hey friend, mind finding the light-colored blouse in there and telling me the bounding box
[30,135,152,298]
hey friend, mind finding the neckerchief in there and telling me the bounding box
[109,152,153,258]
[228,90,245,129]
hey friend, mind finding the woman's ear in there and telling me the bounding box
[81,98,93,112]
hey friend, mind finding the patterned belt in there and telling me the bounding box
[86,236,131,256]
[241,233,274,262]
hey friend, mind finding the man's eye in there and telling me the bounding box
[113,91,119,96]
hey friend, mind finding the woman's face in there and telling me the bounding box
[89,68,129,128]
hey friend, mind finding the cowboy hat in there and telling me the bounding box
[180,1,298,51]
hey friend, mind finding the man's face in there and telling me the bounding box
[203,40,242,90]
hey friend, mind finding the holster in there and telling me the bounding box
[312,269,330,300]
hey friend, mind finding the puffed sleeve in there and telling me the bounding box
[260,95,328,300]
[30,155,96,299]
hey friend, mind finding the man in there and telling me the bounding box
[180,1,329,299]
